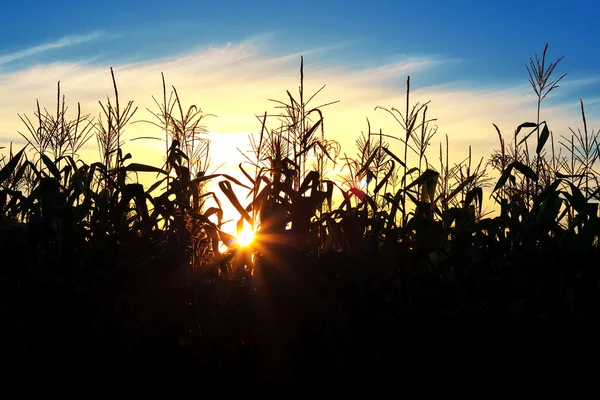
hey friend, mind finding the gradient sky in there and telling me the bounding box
[1,0,599,223]
[2,1,599,81]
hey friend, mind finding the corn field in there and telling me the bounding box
[1,44,599,389]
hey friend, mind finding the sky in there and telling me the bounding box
[1,0,599,225]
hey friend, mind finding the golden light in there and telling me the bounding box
[237,227,255,247]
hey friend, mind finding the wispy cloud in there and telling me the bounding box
[562,77,600,87]
[0,31,105,66]
[0,35,597,177]
[0,34,598,225]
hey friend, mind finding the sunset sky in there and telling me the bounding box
[1,0,599,224]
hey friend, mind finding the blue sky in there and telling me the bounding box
[1,0,599,160]
[2,0,599,82]
[1,0,599,222]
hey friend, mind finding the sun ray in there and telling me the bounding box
[237,226,255,247]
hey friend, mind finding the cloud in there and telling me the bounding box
[561,77,600,87]
[0,34,598,223]
[0,31,106,66]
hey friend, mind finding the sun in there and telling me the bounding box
[236,227,255,247]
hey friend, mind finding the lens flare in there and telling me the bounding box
[237,227,255,247]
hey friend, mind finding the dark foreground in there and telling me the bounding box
[2,227,600,392]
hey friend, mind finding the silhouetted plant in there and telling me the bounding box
[2,45,600,389]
